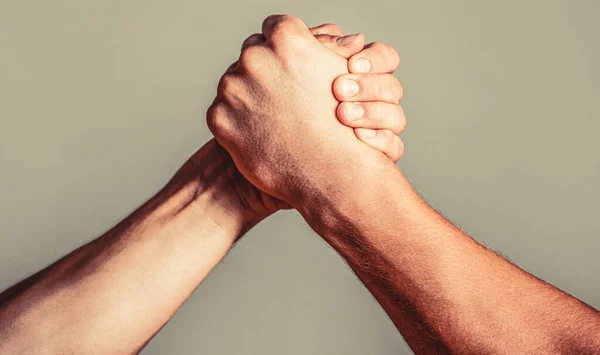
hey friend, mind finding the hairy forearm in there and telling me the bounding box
[301,159,600,354]
[0,141,259,355]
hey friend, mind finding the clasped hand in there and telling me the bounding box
[207,15,405,218]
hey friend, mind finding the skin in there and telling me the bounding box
[2,13,599,355]
[0,24,404,354]
[209,14,600,355]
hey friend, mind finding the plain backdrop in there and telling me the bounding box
[1,1,599,354]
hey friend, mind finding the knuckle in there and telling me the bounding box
[371,41,400,69]
[242,33,263,49]
[367,103,383,121]
[386,46,401,69]
[397,105,407,131]
[238,46,264,73]
[262,14,282,27]
[270,26,294,44]
[370,41,391,57]
[389,111,403,135]
[396,81,404,101]
[268,15,295,34]
[226,61,238,73]
[216,73,238,97]
[368,77,382,98]
[381,129,395,144]
[280,14,302,26]
[390,76,403,102]
[395,138,405,160]
[393,116,406,135]
[265,15,306,49]
[397,119,407,134]
[206,102,230,137]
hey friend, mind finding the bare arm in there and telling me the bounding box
[198,14,600,354]
[299,158,600,354]
[0,20,408,353]
[0,140,269,355]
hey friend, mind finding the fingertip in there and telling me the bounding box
[349,33,366,56]
[355,33,366,45]
[352,33,366,48]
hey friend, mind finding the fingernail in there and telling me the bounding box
[353,58,371,73]
[346,104,364,120]
[341,79,359,97]
[337,33,359,46]
[359,128,377,138]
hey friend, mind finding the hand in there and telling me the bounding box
[195,18,404,233]
[310,24,406,162]
[207,15,397,211]
[226,24,406,163]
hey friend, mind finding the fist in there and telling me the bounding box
[207,15,389,208]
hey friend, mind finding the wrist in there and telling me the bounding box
[295,154,414,240]
[158,139,274,241]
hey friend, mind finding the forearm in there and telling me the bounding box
[0,140,261,355]
[300,159,600,354]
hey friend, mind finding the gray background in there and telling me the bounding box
[1,0,598,354]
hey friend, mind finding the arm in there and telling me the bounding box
[0,24,401,353]
[207,14,600,354]
[0,140,270,355]
[299,158,600,354]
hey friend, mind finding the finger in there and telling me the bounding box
[354,128,404,162]
[261,14,311,42]
[348,41,400,74]
[337,102,406,135]
[333,73,403,103]
[314,33,365,58]
[309,23,344,36]
[242,33,266,51]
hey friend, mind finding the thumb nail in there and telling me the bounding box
[337,33,360,46]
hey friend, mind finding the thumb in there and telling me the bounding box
[314,33,365,59]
